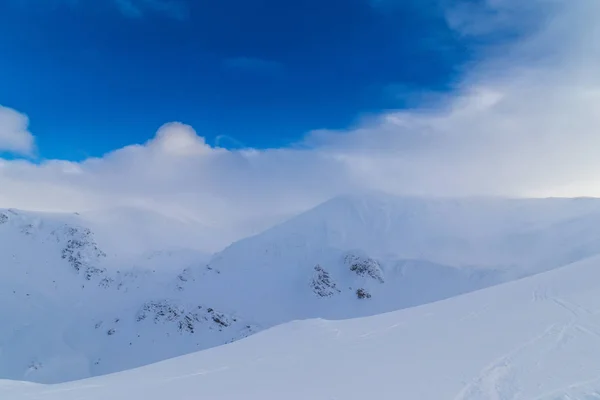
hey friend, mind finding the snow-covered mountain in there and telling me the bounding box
[5,250,600,400]
[181,194,600,323]
[5,194,600,385]
[0,208,253,383]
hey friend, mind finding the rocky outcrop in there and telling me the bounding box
[310,265,340,297]
[136,300,243,334]
[54,225,108,281]
[345,254,385,283]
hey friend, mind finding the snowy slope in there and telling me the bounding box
[5,253,600,399]
[0,208,254,383]
[5,194,600,385]
[236,194,600,271]
[179,194,600,324]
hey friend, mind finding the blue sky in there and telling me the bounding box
[0,0,597,239]
[0,0,475,160]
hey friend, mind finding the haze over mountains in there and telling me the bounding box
[3,193,600,390]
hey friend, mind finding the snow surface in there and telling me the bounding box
[0,208,248,383]
[5,253,600,399]
[5,194,600,387]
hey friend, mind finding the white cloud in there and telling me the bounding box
[1,0,599,249]
[0,121,354,245]
[0,106,35,156]
[148,122,214,156]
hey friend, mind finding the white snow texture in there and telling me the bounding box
[3,194,600,399]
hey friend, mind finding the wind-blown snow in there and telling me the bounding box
[5,253,600,399]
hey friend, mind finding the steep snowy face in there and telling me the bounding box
[0,209,255,384]
[255,194,600,270]
[213,194,600,271]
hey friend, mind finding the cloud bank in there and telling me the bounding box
[0,106,35,156]
[1,0,598,249]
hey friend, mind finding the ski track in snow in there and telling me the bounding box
[454,323,562,400]
[456,288,600,400]
[159,366,230,383]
